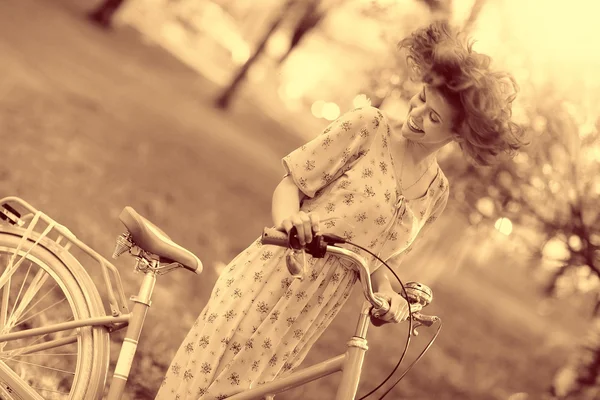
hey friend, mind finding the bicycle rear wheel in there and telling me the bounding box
[0,230,110,399]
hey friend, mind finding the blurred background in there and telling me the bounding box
[1,0,599,398]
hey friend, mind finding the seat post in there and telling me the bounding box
[107,267,157,399]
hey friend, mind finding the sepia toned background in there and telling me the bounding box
[1,0,599,399]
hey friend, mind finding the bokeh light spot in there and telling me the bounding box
[322,103,341,121]
[494,217,513,236]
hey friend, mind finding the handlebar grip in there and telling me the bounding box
[370,297,391,327]
[262,227,289,247]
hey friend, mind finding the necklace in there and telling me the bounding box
[399,142,436,192]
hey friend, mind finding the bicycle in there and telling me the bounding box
[0,196,440,400]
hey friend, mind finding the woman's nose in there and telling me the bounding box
[410,104,425,122]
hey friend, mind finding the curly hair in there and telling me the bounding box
[398,21,528,166]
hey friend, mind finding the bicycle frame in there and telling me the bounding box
[228,300,375,400]
[0,266,370,400]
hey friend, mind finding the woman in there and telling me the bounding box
[156,21,527,400]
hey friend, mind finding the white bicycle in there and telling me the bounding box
[0,196,440,399]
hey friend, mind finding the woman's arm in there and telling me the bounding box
[371,266,395,293]
[271,175,305,228]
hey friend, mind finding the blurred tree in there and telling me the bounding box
[461,0,487,32]
[214,0,348,109]
[360,1,600,396]
[214,0,298,109]
[88,0,128,28]
[439,91,600,398]
[276,0,324,66]
[418,0,452,16]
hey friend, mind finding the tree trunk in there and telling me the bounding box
[551,313,600,399]
[87,0,127,28]
[462,0,487,32]
[214,0,296,109]
[277,0,323,66]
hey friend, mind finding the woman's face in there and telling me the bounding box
[400,85,458,145]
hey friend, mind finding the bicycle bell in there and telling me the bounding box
[404,282,433,307]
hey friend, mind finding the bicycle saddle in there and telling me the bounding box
[119,206,203,274]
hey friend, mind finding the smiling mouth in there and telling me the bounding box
[406,116,424,133]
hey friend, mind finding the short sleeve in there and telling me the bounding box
[372,184,450,274]
[282,106,383,198]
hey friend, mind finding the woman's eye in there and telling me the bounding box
[419,92,425,102]
[430,112,439,123]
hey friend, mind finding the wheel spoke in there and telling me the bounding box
[0,276,10,330]
[0,360,47,400]
[9,260,33,325]
[0,242,39,290]
[5,269,51,329]
[11,316,76,354]
[14,297,67,328]
[3,334,78,358]
[1,260,34,331]
[0,255,7,330]
[4,358,75,375]
[31,386,70,395]
[3,352,77,357]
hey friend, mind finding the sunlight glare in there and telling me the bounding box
[469,211,482,225]
[214,261,226,275]
[266,31,290,58]
[542,237,570,268]
[161,21,185,42]
[281,52,337,100]
[311,100,326,118]
[231,42,251,65]
[322,103,341,121]
[548,180,561,194]
[513,152,529,164]
[353,94,372,108]
[584,146,600,163]
[568,235,583,252]
[450,0,476,27]
[494,217,512,236]
[531,116,548,134]
[576,265,600,293]
[542,164,552,175]
[473,0,600,92]
[283,81,304,100]
[476,197,495,217]
[507,393,529,400]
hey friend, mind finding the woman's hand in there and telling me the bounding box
[279,211,320,246]
[371,288,410,324]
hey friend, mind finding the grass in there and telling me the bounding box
[0,1,588,399]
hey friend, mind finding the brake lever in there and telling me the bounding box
[410,312,440,336]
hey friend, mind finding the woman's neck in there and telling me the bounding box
[401,138,446,169]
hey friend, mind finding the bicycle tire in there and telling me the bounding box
[0,228,110,399]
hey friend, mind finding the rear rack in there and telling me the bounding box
[0,196,129,316]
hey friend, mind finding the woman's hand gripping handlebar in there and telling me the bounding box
[261,227,440,333]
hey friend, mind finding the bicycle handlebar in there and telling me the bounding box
[262,227,439,329]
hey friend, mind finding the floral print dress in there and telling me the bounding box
[155,106,449,400]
